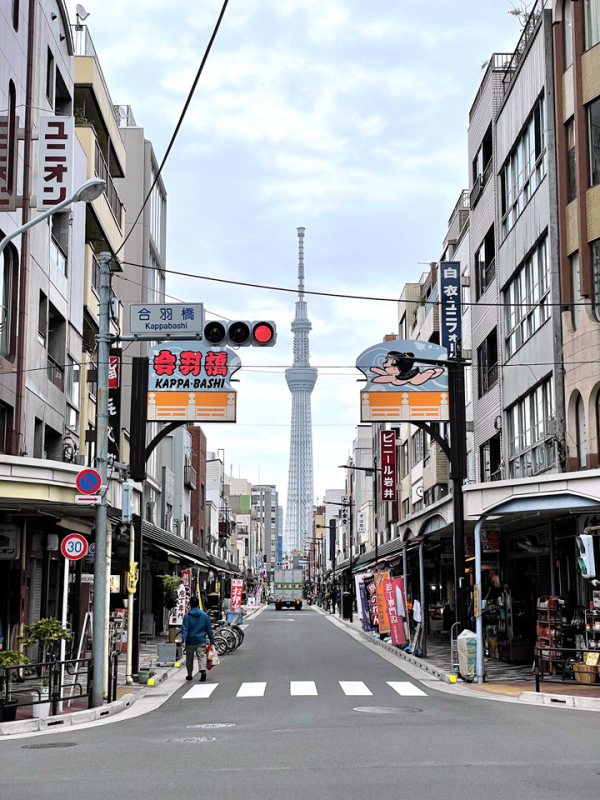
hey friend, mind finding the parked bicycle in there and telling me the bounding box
[208,612,244,656]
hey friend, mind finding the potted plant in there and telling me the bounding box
[0,650,31,722]
[20,618,71,663]
[32,674,51,720]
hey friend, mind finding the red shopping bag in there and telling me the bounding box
[206,644,214,670]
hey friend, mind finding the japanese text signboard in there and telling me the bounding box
[380,430,397,502]
[231,578,244,613]
[375,572,391,634]
[129,303,204,336]
[440,262,462,359]
[147,341,241,423]
[169,569,192,626]
[108,349,121,459]
[384,576,408,646]
[356,340,448,423]
[364,576,379,629]
[37,117,74,210]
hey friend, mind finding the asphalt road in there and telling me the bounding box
[2,606,600,800]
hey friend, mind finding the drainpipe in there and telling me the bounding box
[11,0,36,455]
[419,539,426,658]
[474,516,485,684]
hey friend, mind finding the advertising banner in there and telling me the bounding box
[358,577,372,631]
[0,115,18,211]
[381,430,397,502]
[231,578,244,612]
[37,116,74,209]
[147,341,241,422]
[364,575,379,629]
[108,349,121,460]
[169,569,192,626]
[356,340,449,423]
[385,576,408,646]
[375,571,391,634]
[440,262,462,359]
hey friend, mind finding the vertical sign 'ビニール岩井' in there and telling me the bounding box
[440,262,462,359]
[37,117,74,210]
[381,430,397,502]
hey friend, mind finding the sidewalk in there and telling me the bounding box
[321,606,600,708]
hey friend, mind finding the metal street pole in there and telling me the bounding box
[91,251,112,708]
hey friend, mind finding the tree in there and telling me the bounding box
[508,1,534,29]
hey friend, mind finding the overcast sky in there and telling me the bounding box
[67,0,521,513]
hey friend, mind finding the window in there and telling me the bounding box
[46,48,55,107]
[12,1,18,31]
[0,402,9,453]
[571,251,581,329]
[465,365,472,406]
[412,429,424,465]
[576,393,587,468]
[47,303,65,391]
[593,240,600,320]
[480,436,502,482]
[54,68,72,116]
[0,242,16,358]
[505,237,550,356]
[478,328,498,396]
[475,225,495,298]
[50,213,68,277]
[567,119,577,202]
[5,81,16,197]
[38,291,48,345]
[501,96,546,236]
[589,97,600,186]
[65,356,80,430]
[462,282,471,314]
[507,380,555,478]
[584,0,600,50]
[34,417,43,459]
[149,166,165,254]
[471,124,493,207]
[401,441,409,478]
[402,498,410,518]
[565,0,574,68]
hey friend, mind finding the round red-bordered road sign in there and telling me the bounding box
[76,468,102,495]
[61,534,88,561]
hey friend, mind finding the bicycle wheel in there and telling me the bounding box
[229,626,244,650]
[220,628,237,652]
[213,635,228,656]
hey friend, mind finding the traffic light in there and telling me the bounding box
[252,321,276,347]
[202,320,277,347]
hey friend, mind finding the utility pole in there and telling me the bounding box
[91,251,111,708]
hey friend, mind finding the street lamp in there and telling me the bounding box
[0,178,105,258]
[338,463,381,569]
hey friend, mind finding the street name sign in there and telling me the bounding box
[129,303,204,336]
[61,534,88,560]
[76,468,102,495]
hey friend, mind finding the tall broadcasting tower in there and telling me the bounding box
[285,228,317,554]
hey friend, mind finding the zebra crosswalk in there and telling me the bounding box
[182,680,427,700]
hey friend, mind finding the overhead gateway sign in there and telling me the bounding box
[147,340,241,422]
[356,340,449,423]
[129,303,204,335]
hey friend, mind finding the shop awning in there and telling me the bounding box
[141,521,211,569]
[207,554,241,575]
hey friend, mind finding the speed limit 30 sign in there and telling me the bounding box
[61,534,89,561]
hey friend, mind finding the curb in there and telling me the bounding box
[518,690,600,711]
[0,664,181,737]
[314,606,455,685]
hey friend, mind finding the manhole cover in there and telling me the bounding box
[22,742,78,749]
[353,706,423,714]
[164,737,216,743]
[186,723,235,729]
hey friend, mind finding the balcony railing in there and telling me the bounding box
[72,25,120,128]
[94,139,123,228]
[184,464,197,490]
[502,0,548,95]
[47,355,64,391]
[470,174,483,209]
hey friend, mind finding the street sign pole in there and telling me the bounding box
[92,251,111,708]
[59,556,70,712]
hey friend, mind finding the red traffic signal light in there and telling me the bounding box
[252,321,276,347]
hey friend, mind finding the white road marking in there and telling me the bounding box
[387,681,428,697]
[265,619,295,622]
[237,682,267,697]
[339,681,372,696]
[182,684,219,699]
[290,681,318,696]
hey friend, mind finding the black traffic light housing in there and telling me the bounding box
[202,320,277,347]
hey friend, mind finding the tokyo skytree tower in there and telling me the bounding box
[284,228,317,554]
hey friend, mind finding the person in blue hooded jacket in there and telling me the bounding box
[182,597,215,682]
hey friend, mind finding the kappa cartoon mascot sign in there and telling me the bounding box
[356,340,449,423]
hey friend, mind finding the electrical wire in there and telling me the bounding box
[113,272,230,320]
[118,260,594,310]
[114,0,230,257]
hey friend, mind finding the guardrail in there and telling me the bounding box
[0,657,93,721]
[534,646,600,692]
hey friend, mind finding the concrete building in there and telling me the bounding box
[225,474,253,573]
[188,426,207,549]
[252,484,279,580]
[552,0,600,470]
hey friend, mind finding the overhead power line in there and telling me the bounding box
[114,0,231,257]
